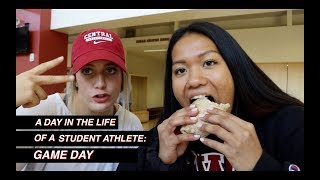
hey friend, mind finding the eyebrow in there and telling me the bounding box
[83,62,117,67]
[172,50,220,66]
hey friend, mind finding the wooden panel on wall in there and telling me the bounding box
[256,63,288,92]
[130,75,147,111]
[287,63,304,102]
[133,110,149,123]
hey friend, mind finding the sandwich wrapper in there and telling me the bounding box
[180,95,230,138]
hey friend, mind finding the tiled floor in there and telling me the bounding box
[142,118,158,131]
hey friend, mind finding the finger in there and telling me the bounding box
[161,106,199,133]
[28,56,64,75]
[203,108,246,133]
[201,114,239,134]
[33,75,75,85]
[200,137,226,154]
[200,123,237,145]
[173,104,199,118]
[159,118,189,135]
[176,133,201,142]
[22,94,40,108]
[207,108,249,128]
[34,86,48,101]
[166,116,197,132]
[164,106,198,130]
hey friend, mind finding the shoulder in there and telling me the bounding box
[119,107,143,131]
[126,110,140,121]
[260,105,304,132]
[126,110,144,126]
[273,105,304,122]
[16,93,64,115]
[59,93,66,100]
[277,105,304,114]
[254,105,304,149]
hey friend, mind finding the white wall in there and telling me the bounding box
[51,9,187,29]
[63,9,303,108]
[126,54,165,108]
[67,26,304,67]
[228,25,304,63]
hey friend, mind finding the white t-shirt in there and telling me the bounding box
[16,93,144,171]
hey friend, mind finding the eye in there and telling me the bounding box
[174,68,186,75]
[81,68,92,75]
[203,59,216,67]
[105,67,117,74]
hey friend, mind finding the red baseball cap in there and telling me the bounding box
[71,28,127,74]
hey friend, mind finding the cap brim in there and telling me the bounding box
[72,49,127,74]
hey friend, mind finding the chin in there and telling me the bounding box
[89,104,109,113]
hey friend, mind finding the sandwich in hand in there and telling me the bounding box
[180,95,230,138]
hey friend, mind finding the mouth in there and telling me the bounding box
[93,94,107,98]
[190,95,215,104]
[92,93,109,103]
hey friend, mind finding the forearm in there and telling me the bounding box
[253,150,303,171]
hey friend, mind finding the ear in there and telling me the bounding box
[74,76,78,88]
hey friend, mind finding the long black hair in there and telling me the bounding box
[161,21,303,123]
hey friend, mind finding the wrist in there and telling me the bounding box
[158,151,176,165]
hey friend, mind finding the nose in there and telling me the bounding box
[186,68,207,89]
[94,74,106,89]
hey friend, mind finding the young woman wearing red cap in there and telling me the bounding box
[16,28,143,171]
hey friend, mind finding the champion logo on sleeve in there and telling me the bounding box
[288,164,300,171]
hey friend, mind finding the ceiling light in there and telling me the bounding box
[143,49,167,53]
